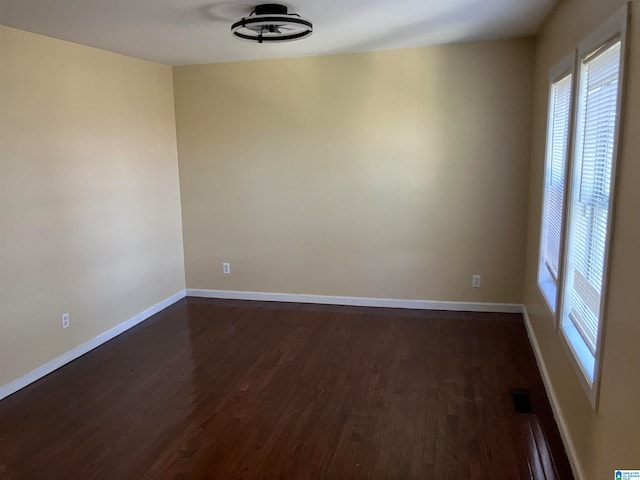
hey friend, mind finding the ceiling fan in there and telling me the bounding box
[231,4,313,43]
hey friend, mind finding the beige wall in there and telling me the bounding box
[174,39,534,303]
[0,26,185,387]
[523,0,640,478]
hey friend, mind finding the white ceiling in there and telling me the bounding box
[0,0,557,66]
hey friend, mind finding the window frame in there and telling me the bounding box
[537,53,577,319]
[537,4,629,410]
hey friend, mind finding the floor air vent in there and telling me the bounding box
[511,388,534,414]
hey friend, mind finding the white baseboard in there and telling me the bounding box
[186,288,523,313]
[520,306,583,480]
[0,289,186,402]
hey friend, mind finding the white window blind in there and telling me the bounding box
[540,74,572,288]
[538,58,574,314]
[562,40,621,377]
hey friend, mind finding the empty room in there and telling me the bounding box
[0,0,638,478]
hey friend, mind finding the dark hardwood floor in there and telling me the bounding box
[0,298,573,479]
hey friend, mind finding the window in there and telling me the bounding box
[538,57,574,314]
[560,37,623,388]
[538,5,628,408]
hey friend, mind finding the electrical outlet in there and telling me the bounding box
[222,262,231,275]
[62,313,70,329]
[472,275,481,288]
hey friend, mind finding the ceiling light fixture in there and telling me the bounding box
[231,4,313,44]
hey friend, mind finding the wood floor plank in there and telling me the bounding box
[0,298,573,479]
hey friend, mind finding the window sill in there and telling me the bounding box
[537,268,557,319]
